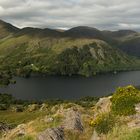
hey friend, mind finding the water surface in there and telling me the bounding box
[0,71,140,100]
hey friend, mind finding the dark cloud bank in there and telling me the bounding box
[0,0,140,31]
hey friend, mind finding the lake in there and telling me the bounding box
[0,71,140,100]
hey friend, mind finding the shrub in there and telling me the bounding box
[111,85,140,116]
[90,113,116,134]
[75,96,99,108]
[0,104,9,110]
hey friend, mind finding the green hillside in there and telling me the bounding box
[0,20,140,79]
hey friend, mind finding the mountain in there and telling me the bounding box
[102,30,136,38]
[116,33,140,57]
[15,27,62,38]
[63,26,104,39]
[0,19,140,77]
[0,20,19,39]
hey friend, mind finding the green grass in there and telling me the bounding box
[122,129,140,140]
[14,135,34,140]
[107,126,140,140]
[0,110,47,126]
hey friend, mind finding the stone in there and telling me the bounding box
[37,127,64,140]
[62,108,84,132]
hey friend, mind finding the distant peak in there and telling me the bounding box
[68,26,99,31]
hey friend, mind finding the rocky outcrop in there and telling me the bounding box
[37,127,64,140]
[93,96,112,119]
[62,108,84,132]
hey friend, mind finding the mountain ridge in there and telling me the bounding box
[0,19,140,78]
[1,19,140,57]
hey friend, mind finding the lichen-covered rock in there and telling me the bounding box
[62,108,84,132]
[37,127,64,140]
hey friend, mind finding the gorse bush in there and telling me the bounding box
[111,85,140,116]
[90,113,116,134]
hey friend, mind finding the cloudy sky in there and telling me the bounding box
[0,0,140,30]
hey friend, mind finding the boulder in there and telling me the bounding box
[62,108,84,132]
[37,127,64,140]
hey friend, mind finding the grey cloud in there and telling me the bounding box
[0,0,140,31]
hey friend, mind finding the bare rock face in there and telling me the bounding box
[63,108,84,132]
[37,127,64,140]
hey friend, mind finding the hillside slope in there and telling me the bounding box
[1,85,140,140]
[0,19,140,77]
[117,34,140,57]
[0,20,19,39]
